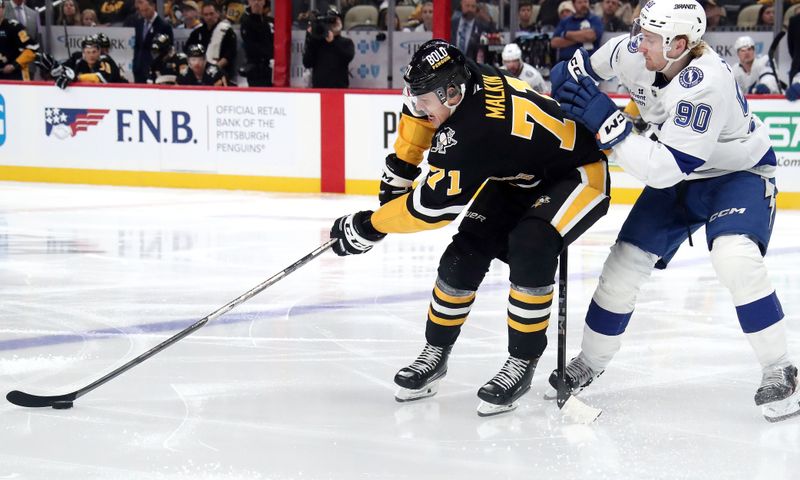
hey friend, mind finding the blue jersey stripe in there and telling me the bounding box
[665,145,705,174]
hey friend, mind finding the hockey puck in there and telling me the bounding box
[52,401,73,409]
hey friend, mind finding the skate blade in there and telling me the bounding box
[559,395,602,424]
[762,389,800,423]
[477,400,518,417]
[394,379,440,403]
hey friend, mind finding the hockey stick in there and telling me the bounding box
[767,31,786,95]
[6,239,337,409]
[555,249,602,424]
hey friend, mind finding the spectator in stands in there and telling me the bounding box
[240,0,273,86]
[517,1,537,31]
[757,4,774,27]
[57,0,82,26]
[177,43,227,85]
[302,6,352,88]
[186,1,237,80]
[133,0,173,83]
[81,8,98,26]
[550,0,602,63]
[699,0,724,29]
[732,35,779,94]
[787,12,800,101]
[0,0,36,80]
[597,0,627,32]
[405,0,433,32]
[379,6,402,30]
[558,1,575,20]
[476,2,496,28]
[452,0,494,60]
[178,0,202,29]
[97,0,134,26]
[538,0,563,29]
[3,0,38,41]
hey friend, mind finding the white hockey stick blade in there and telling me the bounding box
[559,395,602,424]
[477,400,518,417]
[394,379,441,403]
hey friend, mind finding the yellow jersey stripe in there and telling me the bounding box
[509,289,553,304]
[555,186,605,234]
[507,317,549,333]
[371,193,451,234]
[579,161,607,193]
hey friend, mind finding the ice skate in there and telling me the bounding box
[394,343,452,402]
[476,356,537,417]
[544,352,604,400]
[756,364,800,423]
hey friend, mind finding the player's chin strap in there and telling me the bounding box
[657,44,695,73]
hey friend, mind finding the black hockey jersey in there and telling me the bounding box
[371,61,605,234]
[176,64,226,86]
[0,18,37,80]
[72,55,126,83]
[148,52,188,84]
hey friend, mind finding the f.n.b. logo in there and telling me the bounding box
[0,94,5,147]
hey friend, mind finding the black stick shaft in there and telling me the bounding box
[556,249,569,408]
[768,31,786,95]
[7,239,336,407]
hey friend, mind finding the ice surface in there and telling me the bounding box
[1,182,799,479]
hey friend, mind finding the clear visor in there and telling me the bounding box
[630,17,642,39]
[403,85,444,115]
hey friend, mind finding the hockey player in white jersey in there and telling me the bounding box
[501,43,547,93]
[549,0,798,422]
[732,35,779,94]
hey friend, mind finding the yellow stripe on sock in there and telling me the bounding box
[507,317,549,333]
[433,285,476,305]
[509,289,553,305]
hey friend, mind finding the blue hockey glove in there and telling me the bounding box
[551,48,598,97]
[330,211,386,256]
[753,83,771,94]
[558,75,632,149]
[786,83,800,102]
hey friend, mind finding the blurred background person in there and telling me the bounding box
[0,0,37,80]
[186,1,237,81]
[732,35,779,94]
[57,0,82,26]
[551,0,602,63]
[133,0,173,82]
[501,42,546,92]
[177,43,226,85]
[148,32,187,84]
[302,6,353,88]
[757,3,774,28]
[177,0,202,29]
[404,0,433,32]
[596,0,628,32]
[97,0,133,26]
[3,0,39,42]
[81,8,98,26]
[240,0,273,86]
[516,0,537,32]
[452,0,494,61]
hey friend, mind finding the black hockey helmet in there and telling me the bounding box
[96,33,111,50]
[151,33,172,58]
[403,39,470,102]
[186,43,205,58]
[81,34,100,50]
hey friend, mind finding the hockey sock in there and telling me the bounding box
[507,284,552,359]
[425,277,475,347]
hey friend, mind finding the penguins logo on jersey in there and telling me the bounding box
[431,127,457,154]
[679,66,704,88]
[534,195,551,208]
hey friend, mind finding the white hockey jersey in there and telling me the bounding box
[516,62,548,93]
[589,34,776,188]
[733,55,779,94]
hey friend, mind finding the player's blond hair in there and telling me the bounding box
[675,35,708,59]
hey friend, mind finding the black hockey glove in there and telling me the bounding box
[379,154,421,205]
[330,210,386,256]
[55,67,76,90]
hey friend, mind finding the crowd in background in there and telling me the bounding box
[0,0,799,91]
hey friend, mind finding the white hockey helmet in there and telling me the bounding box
[632,0,706,70]
[734,35,755,52]
[502,43,523,62]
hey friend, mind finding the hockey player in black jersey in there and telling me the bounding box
[39,35,125,88]
[177,44,227,86]
[148,34,188,85]
[329,40,610,416]
[96,33,128,83]
[0,2,38,81]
